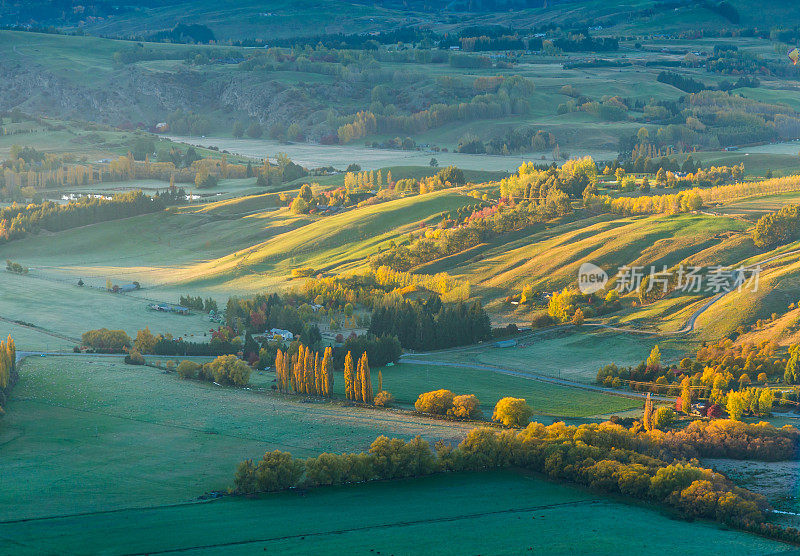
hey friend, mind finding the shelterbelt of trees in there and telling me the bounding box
[587,174,800,217]
[0,190,179,244]
[0,145,303,202]
[233,419,800,545]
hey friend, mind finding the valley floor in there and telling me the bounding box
[1,471,795,555]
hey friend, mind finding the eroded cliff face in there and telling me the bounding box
[0,59,347,138]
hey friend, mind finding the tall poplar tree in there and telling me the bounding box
[344,351,354,400]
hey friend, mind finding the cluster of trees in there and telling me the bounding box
[233,420,800,544]
[370,194,569,271]
[0,191,166,244]
[753,204,800,248]
[546,288,621,324]
[344,351,373,404]
[651,419,798,461]
[337,111,377,144]
[5,259,27,274]
[586,188,703,216]
[657,71,708,93]
[129,326,240,357]
[337,334,401,368]
[178,295,218,313]
[598,341,787,421]
[368,295,491,351]
[414,389,482,420]
[557,94,630,122]
[82,329,131,353]
[151,336,239,357]
[275,345,334,398]
[726,388,776,421]
[224,293,307,337]
[0,336,17,409]
[300,266,470,311]
[175,355,251,387]
[701,174,800,206]
[501,157,597,199]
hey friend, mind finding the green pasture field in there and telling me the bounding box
[0,188,477,304]
[468,329,684,383]
[59,176,268,201]
[0,355,475,521]
[0,272,214,348]
[1,469,792,555]
[168,135,538,172]
[354,360,641,418]
[0,205,308,295]
[178,189,478,291]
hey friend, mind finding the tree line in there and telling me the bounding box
[232,420,800,544]
[368,295,491,351]
[0,191,167,244]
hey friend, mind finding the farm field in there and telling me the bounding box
[334,359,641,418]
[7,2,800,552]
[0,188,478,298]
[168,135,539,172]
[1,470,793,555]
[432,211,756,312]
[0,272,213,348]
[469,329,686,383]
[0,355,475,521]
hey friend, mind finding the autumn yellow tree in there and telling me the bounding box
[344,351,354,400]
[360,352,373,404]
[321,347,333,397]
[642,392,654,431]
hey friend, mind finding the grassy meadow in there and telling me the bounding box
[335,359,641,418]
[1,355,476,521]
[0,272,214,348]
[1,470,793,555]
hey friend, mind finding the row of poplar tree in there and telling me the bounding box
[343,350,373,405]
[275,345,334,397]
[273,344,373,404]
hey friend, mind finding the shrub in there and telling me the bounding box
[124,349,145,365]
[374,390,394,407]
[82,328,131,352]
[176,360,200,379]
[530,311,554,329]
[205,354,251,386]
[415,389,455,415]
[234,450,304,493]
[291,267,315,278]
[447,394,482,420]
[492,397,533,427]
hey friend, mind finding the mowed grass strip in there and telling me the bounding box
[1,356,474,521]
[0,471,792,556]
